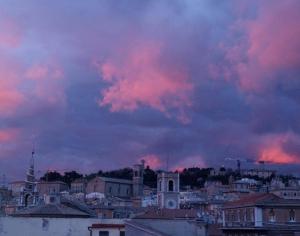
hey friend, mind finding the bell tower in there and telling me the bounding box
[20,150,39,207]
[133,160,145,197]
[157,172,180,209]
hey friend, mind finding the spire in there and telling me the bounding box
[30,148,35,169]
[26,149,36,184]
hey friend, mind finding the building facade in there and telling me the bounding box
[71,178,87,194]
[86,177,133,198]
[157,172,180,209]
[37,181,69,196]
[222,193,300,236]
[132,160,145,198]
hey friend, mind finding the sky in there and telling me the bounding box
[0,0,300,180]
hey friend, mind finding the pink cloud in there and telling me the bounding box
[96,41,193,123]
[0,59,24,116]
[25,63,65,105]
[247,1,300,70]
[258,132,300,164]
[221,0,300,92]
[139,154,162,170]
[0,90,24,114]
[0,128,19,142]
[0,14,22,48]
[25,64,63,81]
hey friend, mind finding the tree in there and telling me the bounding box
[143,166,157,188]
[63,171,83,186]
[40,171,63,182]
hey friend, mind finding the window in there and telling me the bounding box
[159,181,162,191]
[289,209,296,222]
[99,231,109,236]
[269,209,276,222]
[168,180,174,192]
[120,231,125,236]
[168,200,174,208]
[49,196,55,203]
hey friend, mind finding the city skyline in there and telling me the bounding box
[1,0,300,180]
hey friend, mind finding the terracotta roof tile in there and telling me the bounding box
[134,208,198,219]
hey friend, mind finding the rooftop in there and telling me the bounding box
[12,203,91,218]
[224,193,300,209]
[91,176,133,185]
[134,208,198,220]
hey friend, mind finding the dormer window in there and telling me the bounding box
[289,209,296,222]
[269,209,276,222]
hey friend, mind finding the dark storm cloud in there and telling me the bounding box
[0,0,300,179]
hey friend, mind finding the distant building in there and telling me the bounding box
[241,169,275,179]
[222,193,300,236]
[9,181,25,197]
[37,181,69,196]
[132,160,144,198]
[233,178,261,193]
[157,172,180,209]
[86,161,145,200]
[271,187,300,200]
[71,178,87,194]
[86,177,133,198]
[0,186,11,203]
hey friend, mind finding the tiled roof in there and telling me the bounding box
[89,176,133,185]
[100,177,133,185]
[12,203,91,218]
[223,193,300,208]
[71,178,86,184]
[133,208,198,220]
[38,181,68,185]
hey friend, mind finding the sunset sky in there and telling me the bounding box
[0,0,300,180]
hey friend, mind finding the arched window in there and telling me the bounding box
[168,180,174,192]
[289,209,296,222]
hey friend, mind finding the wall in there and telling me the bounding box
[105,182,132,197]
[0,217,124,236]
[86,177,105,194]
[37,182,69,195]
[262,207,300,224]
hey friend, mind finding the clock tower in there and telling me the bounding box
[157,172,180,209]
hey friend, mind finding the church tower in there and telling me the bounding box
[20,150,39,207]
[133,160,145,197]
[157,172,180,209]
